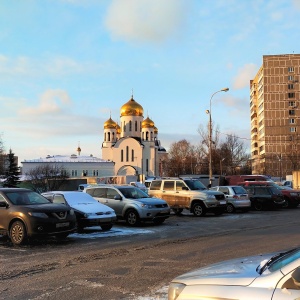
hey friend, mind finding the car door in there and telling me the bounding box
[105,188,124,216]
[161,180,177,207]
[0,194,9,231]
[175,180,190,207]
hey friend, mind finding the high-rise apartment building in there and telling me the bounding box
[250,54,300,178]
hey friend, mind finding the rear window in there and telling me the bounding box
[150,180,162,190]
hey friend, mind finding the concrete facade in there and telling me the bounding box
[250,54,300,178]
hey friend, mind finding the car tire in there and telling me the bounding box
[226,204,235,213]
[10,221,27,245]
[172,208,183,215]
[125,209,140,226]
[192,203,206,217]
[253,201,263,211]
[101,224,113,231]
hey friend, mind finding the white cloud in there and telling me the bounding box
[104,0,188,44]
[20,89,72,115]
[232,63,258,90]
[293,0,300,9]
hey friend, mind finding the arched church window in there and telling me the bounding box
[108,132,111,141]
[146,132,149,141]
[132,149,134,162]
[104,132,106,141]
[129,121,132,131]
[126,146,129,162]
[135,121,138,131]
[121,150,124,162]
[123,121,126,132]
[112,132,115,141]
[151,132,153,140]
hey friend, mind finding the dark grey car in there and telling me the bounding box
[0,188,76,245]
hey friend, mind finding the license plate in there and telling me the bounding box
[56,222,69,228]
[219,201,226,205]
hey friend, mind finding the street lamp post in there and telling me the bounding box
[206,87,229,187]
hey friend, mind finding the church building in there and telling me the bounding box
[102,95,166,179]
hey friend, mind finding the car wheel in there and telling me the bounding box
[101,224,113,231]
[282,198,289,208]
[253,201,263,211]
[10,221,27,245]
[226,204,235,213]
[192,203,206,217]
[172,208,183,215]
[125,209,140,226]
[56,233,69,239]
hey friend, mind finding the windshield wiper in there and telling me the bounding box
[258,248,297,274]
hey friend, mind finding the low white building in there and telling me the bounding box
[21,154,114,178]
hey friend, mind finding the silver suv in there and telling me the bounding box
[148,178,226,216]
[83,185,170,226]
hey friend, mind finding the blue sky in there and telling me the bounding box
[1,0,300,165]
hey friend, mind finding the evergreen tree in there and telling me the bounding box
[3,148,20,187]
[0,134,5,176]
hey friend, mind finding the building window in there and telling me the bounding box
[288,75,294,81]
[93,170,99,176]
[288,84,294,89]
[259,145,264,152]
[290,119,295,124]
[131,149,134,162]
[289,101,296,107]
[288,67,294,72]
[288,93,295,98]
[146,159,149,172]
[126,146,129,162]
[129,121,132,131]
[121,150,124,162]
[289,110,295,115]
[135,121,138,131]
[71,170,78,177]
[290,127,297,132]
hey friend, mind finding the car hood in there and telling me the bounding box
[71,202,115,214]
[19,203,71,212]
[173,253,275,286]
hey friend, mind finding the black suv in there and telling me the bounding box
[242,185,285,211]
[0,188,76,245]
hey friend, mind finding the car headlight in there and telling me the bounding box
[168,282,186,300]
[140,203,154,209]
[28,212,48,218]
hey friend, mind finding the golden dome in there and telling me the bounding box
[120,96,143,117]
[142,117,155,128]
[154,126,158,133]
[116,123,121,134]
[104,117,117,129]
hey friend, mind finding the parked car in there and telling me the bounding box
[0,188,76,245]
[83,185,170,226]
[209,185,251,213]
[42,191,117,231]
[240,185,285,211]
[148,178,226,216]
[238,181,300,208]
[168,247,300,300]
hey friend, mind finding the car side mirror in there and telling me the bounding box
[292,268,300,287]
[0,201,8,208]
[114,195,122,200]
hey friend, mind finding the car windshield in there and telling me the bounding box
[118,187,148,199]
[64,193,96,205]
[5,191,51,205]
[258,248,300,274]
[184,180,206,190]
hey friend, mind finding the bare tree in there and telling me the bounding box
[25,164,69,192]
[219,134,251,175]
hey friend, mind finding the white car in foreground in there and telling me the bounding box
[42,191,117,231]
[168,247,300,300]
